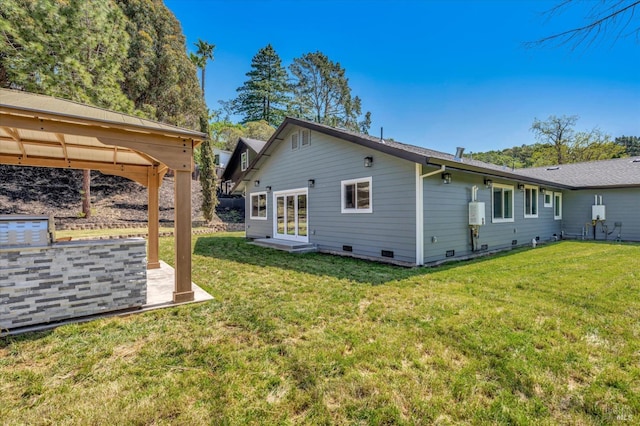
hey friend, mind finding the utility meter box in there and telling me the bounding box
[592,205,606,221]
[469,202,486,226]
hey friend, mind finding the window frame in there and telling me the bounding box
[341,177,373,214]
[291,132,299,150]
[553,192,562,220]
[301,129,310,147]
[523,185,539,218]
[250,191,268,220]
[543,192,552,207]
[240,150,249,171]
[491,183,514,223]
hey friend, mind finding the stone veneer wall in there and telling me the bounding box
[1,239,146,330]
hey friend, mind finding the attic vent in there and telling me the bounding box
[546,166,560,171]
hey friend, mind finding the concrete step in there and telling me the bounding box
[251,238,317,253]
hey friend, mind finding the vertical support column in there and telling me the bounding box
[173,169,194,303]
[147,166,161,269]
[415,163,424,266]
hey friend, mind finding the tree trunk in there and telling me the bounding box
[82,169,91,218]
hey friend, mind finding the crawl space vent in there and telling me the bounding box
[446,250,455,257]
[342,245,353,252]
[381,250,394,258]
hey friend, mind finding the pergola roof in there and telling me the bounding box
[0,88,205,303]
[0,89,205,185]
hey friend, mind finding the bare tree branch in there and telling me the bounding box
[525,0,640,49]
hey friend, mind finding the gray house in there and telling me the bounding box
[220,137,266,194]
[234,117,639,265]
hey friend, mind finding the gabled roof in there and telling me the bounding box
[220,136,267,183]
[515,157,640,189]
[234,117,639,192]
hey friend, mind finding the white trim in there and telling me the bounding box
[415,164,424,266]
[341,177,373,214]
[491,183,514,223]
[249,191,268,220]
[272,187,309,242]
[554,192,563,220]
[240,150,248,171]
[523,185,539,218]
[543,192,552,208]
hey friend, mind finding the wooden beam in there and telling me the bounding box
[173,169,194,303]
[0,114,195,171]
[55,133,69,161]
[0,154,149,185]
[147,167,161,269]
[1,126,20,141]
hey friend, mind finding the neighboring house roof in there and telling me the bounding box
[515,157,640,189]
[220,137,267,183]
[234,117,639,191]
[242,137,267,153]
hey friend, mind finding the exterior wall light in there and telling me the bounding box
[364,156,373,167]
[254,180,260,187]
[442,172,452,184]
[308,179,315,188]
[266,186,272,192]
[518,183,525,191]
[484,178,493,188]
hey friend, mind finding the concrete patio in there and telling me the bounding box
[3,261,213,336]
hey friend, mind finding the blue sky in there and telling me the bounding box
[164,0,639,154]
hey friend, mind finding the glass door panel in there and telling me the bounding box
[286,195,295,235]
[297,194,307,237]
[276,196,285,234]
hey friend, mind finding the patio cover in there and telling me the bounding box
[0,89,206,303]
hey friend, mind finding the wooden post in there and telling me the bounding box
[147,166,160,269]
[82,169,91,218]
[173,169,194,303]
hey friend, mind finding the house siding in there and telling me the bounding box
[245,126,418,263]
[562,188,640,241]
[423,171,562,263]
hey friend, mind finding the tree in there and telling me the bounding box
[616,135,640,156]
[289,51,370,133]
[244,120,275,141]
[233,44,290,126]
[1,0,133,111]
[527,0,640,49]
[198,117,217,223]
[530,115,578,164]
[1,0,134,218]
[116,0,205,129]
[194,39,214,95]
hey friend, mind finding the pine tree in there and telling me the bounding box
[234,44,290,127]
[116,0,205,129]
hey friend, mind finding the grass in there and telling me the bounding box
[1,235,639,425]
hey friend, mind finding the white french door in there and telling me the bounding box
[273,188,308,242]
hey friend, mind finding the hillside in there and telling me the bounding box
[0,165,233,228]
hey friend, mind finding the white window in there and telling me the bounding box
[554,192,562,220]
[524,185,538,218]
[250,192,267,220]
[291,132,299,150]
[543,192,552,207]
[341,177,372,213]
[241,150,249,171]
[492,183,514,223]
[301,129,310,147]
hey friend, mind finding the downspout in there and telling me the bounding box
[415,164,446,266]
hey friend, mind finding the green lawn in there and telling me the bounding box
[1,235,638,425]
